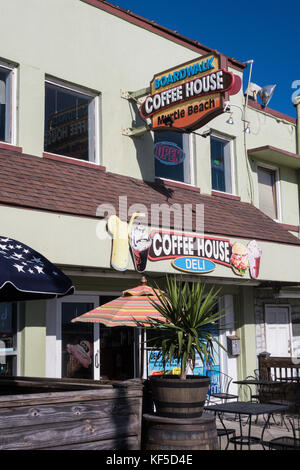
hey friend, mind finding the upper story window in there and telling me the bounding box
[257,164,281,221]
[44,79,99,162]
[210,134,234,194]
[0,62,16,145]
[154,131,192,184]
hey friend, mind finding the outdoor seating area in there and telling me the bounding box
[213,410,300,450]
[203,355,300,450]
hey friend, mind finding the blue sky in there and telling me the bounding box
[111,0,300,118]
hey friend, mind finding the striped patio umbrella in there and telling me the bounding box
[71,277,167,327]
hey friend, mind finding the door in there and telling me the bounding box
[265,305,292,357]
[46,294,100,379]
[61,299,100,380]
[98,295,135,381]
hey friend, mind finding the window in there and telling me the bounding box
[210,135,234,193]
[257,165,280,220]
[154,131,192,184]
[44,79,98,162]
[0,303,18,376]
[0,62,16,144]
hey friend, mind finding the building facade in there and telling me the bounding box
[0,0,300,391]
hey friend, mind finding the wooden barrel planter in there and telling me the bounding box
[143,413,219,450]
[149,375,210,419]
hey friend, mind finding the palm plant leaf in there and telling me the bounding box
[140,275,227,379]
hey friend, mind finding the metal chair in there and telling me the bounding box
[217,428,236,450]
[266,413,300,450]
[240,375,260,403]
[206,371,238,404]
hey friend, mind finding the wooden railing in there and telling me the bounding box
[258,354,300,411]
[258,354,300,381]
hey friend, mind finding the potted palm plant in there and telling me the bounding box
[143,275,225,419]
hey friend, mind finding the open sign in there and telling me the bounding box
[154,141,185,165]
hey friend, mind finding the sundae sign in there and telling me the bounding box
[140,52,242,132]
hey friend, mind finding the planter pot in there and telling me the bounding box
[149,375,210,419]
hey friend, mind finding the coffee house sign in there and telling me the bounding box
[148,230,262,279]
[140,52,241,132]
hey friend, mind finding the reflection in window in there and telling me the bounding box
[0,303,17,376]
[44,81,96,161]
[0,66,12,143]
[61,302,94,379]
[154,131,190,183]
[210,136,233,193]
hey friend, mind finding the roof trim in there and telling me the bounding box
[248,145,300,160]
[248,100,296,124]
[80,0,246,71]
[248,145,300,169]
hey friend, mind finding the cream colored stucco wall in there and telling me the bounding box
[0,0,298,227]
[18,300,46,377]
[0,0,299,379]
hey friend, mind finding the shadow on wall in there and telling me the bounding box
[129,101,155,182]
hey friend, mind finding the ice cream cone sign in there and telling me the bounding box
[107,213,146,272]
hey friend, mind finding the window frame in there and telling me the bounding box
[44,76,100,164]
[257,162,282,222]
[0,60,17,146]
[154,132,194,186]
[210,131,236,195]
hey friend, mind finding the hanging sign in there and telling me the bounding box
[140,52,241,132]
[154,141,185,165]
[148,230,262,278]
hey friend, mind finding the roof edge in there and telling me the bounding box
[80,0,246,71]
[248,100,296,124]
[248,145,300,160]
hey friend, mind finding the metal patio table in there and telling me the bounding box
[204,402,289,450]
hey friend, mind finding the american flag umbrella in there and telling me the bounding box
[0,236,74,301]
[72,277,167,327]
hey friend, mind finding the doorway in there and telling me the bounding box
[265,305,292,357]
[46,293,136,380]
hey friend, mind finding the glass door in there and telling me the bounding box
[49,295,100,380]
[61,301,98,380]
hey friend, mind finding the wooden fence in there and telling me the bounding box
[0,376,143,450]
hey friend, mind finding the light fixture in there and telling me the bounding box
[226,113,234,125]
[244,82,277,107]
[224,101,251,134]
[244,122,251,134]
[258,84,276,107]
